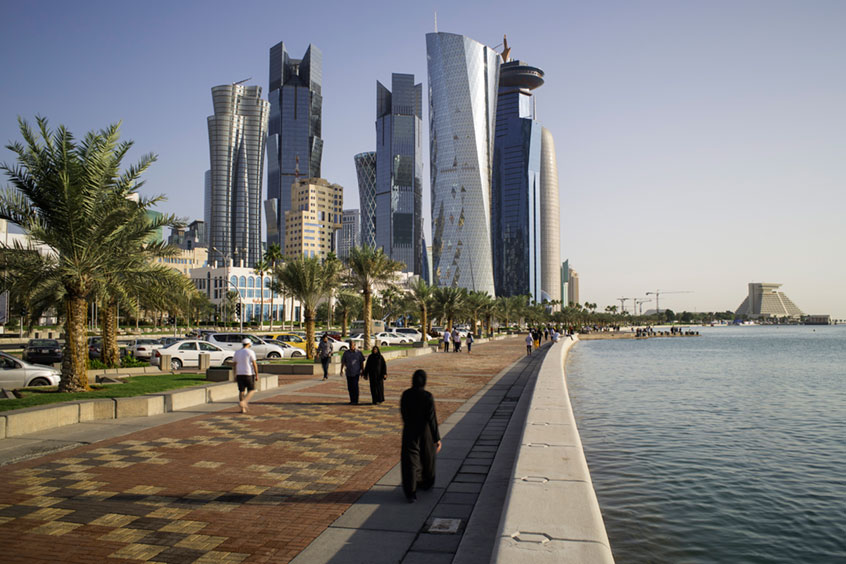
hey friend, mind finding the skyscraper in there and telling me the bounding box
[265,42,323,248]
[336,209,361,260]
[540,127,561,307]
[492,59,544,301]
[354,151,377,248]
[427,32,500,294]
[375,73,424,274]
[207,84,269,268]
[283,178,343,260]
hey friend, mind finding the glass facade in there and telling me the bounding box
[375,74,424,274]
[336,208,361,260]
[427,32,499,295]
[207,84,269,268]
[354,151,377,248]
[266,42,323,248]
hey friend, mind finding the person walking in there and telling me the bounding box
[400,369,441,503]
[525,332,534,356]
[363,345,387,404]
[466,332,474,354]
[452,328,460,352]
[234,338,259,414]
[317,334,333,380]
[340,340,365,404]
[533,329,541,350]
[443,328,451,352]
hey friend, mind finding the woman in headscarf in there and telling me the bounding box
[400,369,441,502]
[363,345,387,404]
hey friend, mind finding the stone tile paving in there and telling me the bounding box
[0,337,526,563]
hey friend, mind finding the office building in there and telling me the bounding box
[540,127,561,308]
[375,73,424,274]
[568,267,579,306]
[168,220,206,250]
[354,151,378,248]
[192,263,300,324]
[203,170,211,237]
[337,209,361,260]
[560,260,569,307]
[735,282,804,320]
[207,83,269,268]
[427,32,499,294]
[155,247,208,277]
[284,178,343,260]
[265,42,323,248]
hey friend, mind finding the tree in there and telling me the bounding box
[345,246,403,348]
[264,243,283,330]
[272,255,342,359]
[334,291,362,337]
[432,287,466,331]
[406,277,433,342]
[465,291,492,335]
[0,118,170,391]
[253,257,269,329]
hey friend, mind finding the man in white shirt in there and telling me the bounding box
[234,338,259,413]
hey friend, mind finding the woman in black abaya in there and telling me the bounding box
[400,369,441,502]
[363,345,387,404]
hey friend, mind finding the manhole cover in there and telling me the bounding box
[429,518,461,534]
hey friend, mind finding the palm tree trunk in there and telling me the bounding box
[258,274,264,330]
[363,289,372,349]
[305,309,315,359]
[421,305,428,343]
[60,294,89,392]
[101,300,119,368]
[341,310,348,337]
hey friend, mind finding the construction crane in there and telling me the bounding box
[645,290,693,314]
[617,297,630,314]
[635,298,652,315]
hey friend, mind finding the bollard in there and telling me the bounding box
[198,353,211,372]
[159,354,172,372]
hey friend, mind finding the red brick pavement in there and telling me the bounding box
[0,337,526,564]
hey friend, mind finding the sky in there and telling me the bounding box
[1,0,844,317]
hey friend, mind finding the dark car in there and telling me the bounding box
[23,339,63,365]
[88,336,102,360]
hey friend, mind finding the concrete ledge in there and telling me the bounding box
[206,381,239,402]
[163,387,207,412]
[258,375,278,391]
[0,416,6,439]
[493,337,615,564]
[114,395,165,418]
[78,399,116,422]
[5,403,80,437]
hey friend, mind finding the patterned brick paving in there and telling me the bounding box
[0,338,526,563]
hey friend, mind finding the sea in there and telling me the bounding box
[565,325,846,563]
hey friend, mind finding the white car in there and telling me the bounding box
[373,332,411,346]
[0,352,61,387]
[316,335,363,353]
[391,328,423,341]
[152,340,232,371]
[271,340,306,358]
[127,338,164,360]
[205,333,289,359]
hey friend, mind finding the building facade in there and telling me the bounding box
[283,178,343,260]
[207,84,269,268]
[168,220,206,250]
[568,267,579,306]
[336,209,361,260]
[540,127,561,308]
[265,42,323,248]
[155,247,208,277]
[354,151,378,248]
[735,282,804,320]
[427,32,499,294]
[375,73,424,274]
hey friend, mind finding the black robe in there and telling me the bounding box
[363,353,387,403]
[400,387,440,498]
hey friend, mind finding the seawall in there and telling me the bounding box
[493,337,615,563]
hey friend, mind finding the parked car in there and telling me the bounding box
[127,338,164,360]
[315,335,362,353]
[373,332,411,346]
[151,340,232,371]
[271,340,306,358]
[87,337,102,360]
[205,333,289,359]
[22,339,63,365]
[0,351,61,387]
[390,328,423,342]
[269,332,308,351]
[159,337,185,347]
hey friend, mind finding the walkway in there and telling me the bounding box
[0,336,550,563]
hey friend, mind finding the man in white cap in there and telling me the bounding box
[234,337,259,413]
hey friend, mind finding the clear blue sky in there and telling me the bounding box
[2,0,844,317]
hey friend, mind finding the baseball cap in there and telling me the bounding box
[242,338,251,345]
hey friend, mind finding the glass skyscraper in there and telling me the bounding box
[426,32,499,295]
[354,151,377,249]
[265,42,323,248]
[207,84,269,268]
[492,59,544,301]
[375,73,424,274]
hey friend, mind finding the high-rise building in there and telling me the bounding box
[203,169,211,239]
[336,209,361,260]
[283,178,342,260]
[540,127,561,308]
[735,283,804,320]
[265,42,323,248]
[427,32,500,294]
[375,73,424,274]
[354,151,378,248]
[560,259,569,307]
[492,59,544,301]
[207,84,269,268]
[568,267,579,306]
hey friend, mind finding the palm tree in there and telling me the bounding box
[345,246,404,348]
[0,118,172,391]
[272,255,342,359]
[478,293,497,336]
[407,277,432,343]
[334,291,362,337]
[379,285,402,327]
[264,243,283,329]
[253,257,269,330]
[432,287,466,331]
[465,291,492,335]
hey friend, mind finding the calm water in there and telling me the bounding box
[565,325,846,563]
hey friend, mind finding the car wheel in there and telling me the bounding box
[267,352,281,359]
[381,341,388,347]
[223,357,234,365]
[339,346,348,352]
[292,351,304,358]
[28,377,51,387]
[171,358,183,370]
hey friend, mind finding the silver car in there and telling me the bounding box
[0,352,61,387]
[205,333,289,359]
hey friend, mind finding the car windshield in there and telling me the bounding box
[29,339,58,347]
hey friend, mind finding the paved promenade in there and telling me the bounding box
[0,336,549,563]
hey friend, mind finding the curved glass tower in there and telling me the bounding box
[426,32,499,294]
[354,151,378,249]
[207,84,269,268]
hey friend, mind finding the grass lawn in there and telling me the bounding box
[0,373,207,412]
